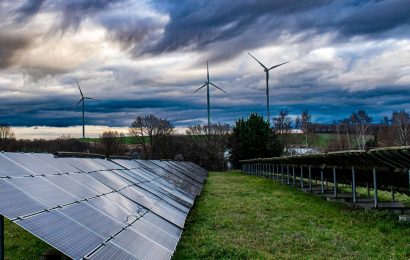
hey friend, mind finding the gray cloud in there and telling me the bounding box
[0,32,32,68]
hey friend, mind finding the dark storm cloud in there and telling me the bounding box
[15,0,47,22]
[138,0,410,60]
[0,32,31,68]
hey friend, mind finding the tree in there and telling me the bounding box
[183,123,231,170]
[0,123,15,140]
[229,113,283,168]
[0,123,15,150]
[129,115,174,159]
[100,130,125,156]
[391,110,410,146]
[273,110,292,153]
[273,110,292,134]
[295,110,311,148]
[350,110,372,150]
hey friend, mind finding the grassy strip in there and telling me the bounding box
[173,172,410,259]
[4,218,52,259]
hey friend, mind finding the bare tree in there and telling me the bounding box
[350,110,372,150]
[295,110,311,148]
[272,110,292,153]
[100,130,125,156]
[391,110,410,146]
[273,110,292,134]
[129,115,174,159]
[184,123,231,170]
[0,123,15,140]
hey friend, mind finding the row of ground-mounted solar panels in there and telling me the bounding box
[240,146,410,194]
[0,152,207,260]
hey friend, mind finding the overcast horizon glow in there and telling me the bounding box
[1,0,409,139]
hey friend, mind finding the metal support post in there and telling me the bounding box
[352,166,357,203]
[287,165,290,185]
[373,168,378,208]
[320,169,324,193]
[308,166,312,192]
[391,188,395,202]
[333,167,337,198]
[281,165,284,182]
[300,166,304,189]
[0,214,4,260]
[292,165,295,186]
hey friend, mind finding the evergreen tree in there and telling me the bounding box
[228,113,283,168]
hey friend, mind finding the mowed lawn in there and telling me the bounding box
[173,172,410,259]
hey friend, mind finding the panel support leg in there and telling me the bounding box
[320,169,324,193]
[292,166,295,186]
[308,166,312,192]
[333,167,338,198]
[300,166,304,189]
[287,165,290,185]
[373,168,378,208]
[0,214,4,260]
[352,167,357,203]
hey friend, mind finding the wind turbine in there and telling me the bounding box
[194,61,227,131]
[248,52,288,125]
[76,81,95,139]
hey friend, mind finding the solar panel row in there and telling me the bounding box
[0,152,207,260]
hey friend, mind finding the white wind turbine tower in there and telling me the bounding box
[248,52,288,125]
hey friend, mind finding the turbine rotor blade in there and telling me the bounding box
[267,61,289,71]
[248,52,267,70]
[209,82,227,93]
[77,81,84,97]
[76,97,84,105]
[84,97,97,100]
[194,83,207,93]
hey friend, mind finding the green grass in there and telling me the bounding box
[80,136,144,144]
[3,172,409,259]
[173,172,410,259]
[4,218,52,259]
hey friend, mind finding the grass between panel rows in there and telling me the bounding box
[173,171,410,259]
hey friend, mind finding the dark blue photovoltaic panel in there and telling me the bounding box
[46,174,99,200]
[0,153,33,177]
[17,211,104,259]
[86,196,139,224]
[60,202,125,238]
[68,173,114,194]
[3,153,59,175]
[0,179,47,219]
[111,228,172,260]
[0,153,207,260]
[9,177,77,207]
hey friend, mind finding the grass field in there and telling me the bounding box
[2,172,410,259]
[174,172,410,259]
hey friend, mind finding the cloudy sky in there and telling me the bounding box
[0,0,409,138]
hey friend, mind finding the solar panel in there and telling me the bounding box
[0,152,207,259]
[16,211,105,259]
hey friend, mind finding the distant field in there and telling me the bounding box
[80,136,143,144]
[174,172,410,259]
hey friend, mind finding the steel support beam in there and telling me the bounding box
[292,165,295,186]
[287,165,290,185]
[352,166,357,203]
[320,169,324,193]
[333,167,337,198]
[300,166,304,189]
[308,166,312,192]
[0,215,4,260]
[373,168,378,208]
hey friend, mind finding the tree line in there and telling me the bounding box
[1,108,409,170]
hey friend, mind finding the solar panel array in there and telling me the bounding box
[0,152,207,259]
